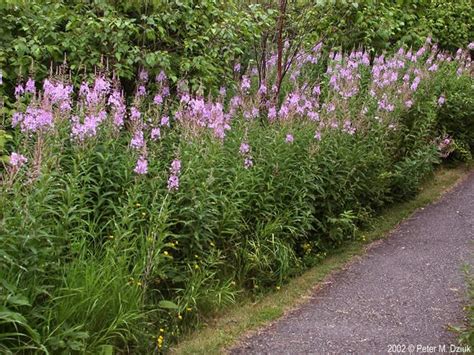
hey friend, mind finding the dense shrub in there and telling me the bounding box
[0,0,272,97]
[1,0,472,101]
[0,39,473,353]
[324,0,474,52]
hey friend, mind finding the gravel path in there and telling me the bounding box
[230,172,474,354]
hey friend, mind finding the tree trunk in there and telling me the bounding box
[276,0,287,102]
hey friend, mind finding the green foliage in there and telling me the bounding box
[0,0,272,96]
[293,0,473,52]
[436,74,474,151]
[0,1,473,353]
[449,266,474,348]
[0,130,12,164]
[1,0,472,101]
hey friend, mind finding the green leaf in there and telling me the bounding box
[7,295,31,307]
[158,300,179,309]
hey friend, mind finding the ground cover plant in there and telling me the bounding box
[0,37,473,353]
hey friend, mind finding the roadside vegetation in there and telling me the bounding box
[0,1,473,353]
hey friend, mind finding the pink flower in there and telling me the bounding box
[14,84,24,98]
[9,152,28,169]
[170,159,181,175]
[167,159,182,190]
[25,78,35,94]
[241,75,251,93]
[244,157,253,169]
[151,127,161,140]
[43,79,73,109]
[130,107,141,121]
[134,156,148,175]
[438,95,445,106]
[20,106,54,133]
[326,103,336,113]
[410,77,421,91]
[154,94,163,105]
[239,142,250,155]
[308,111,319,121]
[156,70,167,83]
[428,64,438,72]
[285,134,294,143]
[12,112,23,127]
[167,175,180,191]
[268,106,277,121]
[139,70,149,82]
[137,85,146,97]
[312,85,321,96]
[130,130,145,149]
[314,131,322,141]
[160,116,170,127]
[108,90,126,129]
[70,112,106,141]
[343,120,356,135]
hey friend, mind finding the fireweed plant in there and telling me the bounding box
[1,40,473,353]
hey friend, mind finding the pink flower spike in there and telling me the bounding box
[139,69,149,82]
[156,70,167,83]
[244,157,253,169]
[285,134,294,144]
[134,156,148,175]
[9,152,28,169]
[151,127,161,141]
[160,116,170,127]
[239,142,250,155]
[25,78,35,93]
[130,130,145,149]
[170,159,181,175]
[438,95,445,106]
[167,175,180,191]
[154,94,163,106]
[14,84,24,98]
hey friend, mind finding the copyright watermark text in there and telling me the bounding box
[387,344,471,353]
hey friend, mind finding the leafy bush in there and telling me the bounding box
[0,0,272,97]
[327,0,474,52]
[1,0,472,102]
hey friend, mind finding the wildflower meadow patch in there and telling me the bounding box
[1,39,473,353]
